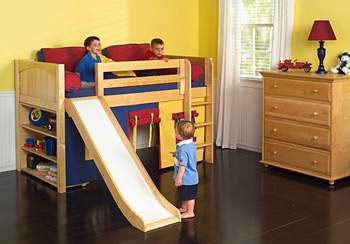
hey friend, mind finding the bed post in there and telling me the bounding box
[96,63,104,97]
[179,59,192,121]
[204,58,214,164]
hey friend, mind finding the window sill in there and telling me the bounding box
[239,77,263,89]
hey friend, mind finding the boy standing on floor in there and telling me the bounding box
[171,120,199,219]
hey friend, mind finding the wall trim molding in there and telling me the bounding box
[0,90,15,96]
[237,143,262,153]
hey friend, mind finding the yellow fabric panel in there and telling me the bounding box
[98,54,136,77]
[159,98,205,169]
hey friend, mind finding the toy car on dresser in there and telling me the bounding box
[278,59,312,72]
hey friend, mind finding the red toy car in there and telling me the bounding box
[278,59,312,72]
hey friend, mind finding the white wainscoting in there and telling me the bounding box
[0,91,16,172]
[238,81,262,153]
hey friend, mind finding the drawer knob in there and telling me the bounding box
[312,136,318,140]
[312,112,318,116]
[312,160,318,164]
[313,89,319,93]
[272,151,277,155]
[273,106,278,110]
[273,128,278,132]
[273,84,278,88]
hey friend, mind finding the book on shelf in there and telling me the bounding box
[48,171,57,178]
[36,162,55,171]
[45,174,57,183]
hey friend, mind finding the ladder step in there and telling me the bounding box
[195,142,213,148]
[192,101,213,106]
[195,121,213,127]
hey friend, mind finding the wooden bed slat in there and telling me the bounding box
[103,74,179,88]
[96,59,180,72]
[104,87,206,108]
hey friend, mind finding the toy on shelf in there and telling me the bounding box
[278,59,312,72]
[25,138,45,152]
[29,108,56,131]
[24,138,36,147]
[35,139,45,151]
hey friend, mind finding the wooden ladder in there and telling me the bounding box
[182,58,214,164]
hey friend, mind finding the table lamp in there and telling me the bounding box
[308,20,336,74]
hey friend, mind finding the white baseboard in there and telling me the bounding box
[237,143,262,153]
[0,165,16,172]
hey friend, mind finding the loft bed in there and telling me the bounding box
[15,51,214,194]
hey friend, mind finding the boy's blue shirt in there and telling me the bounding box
[173,138,199,185]
[75,52,101,83]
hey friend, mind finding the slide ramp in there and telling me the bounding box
[65,97,181,232]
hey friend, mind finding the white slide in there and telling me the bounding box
[65,97,181,232]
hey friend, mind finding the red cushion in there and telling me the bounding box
[191,64,204,81]
[167,64,204,81]
[37,47,86,72]
[65,71,80,92]
[103,43,150,61]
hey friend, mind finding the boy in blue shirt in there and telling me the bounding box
[76,36,102,88]
[76,36,136,88]
[172,120,198,219]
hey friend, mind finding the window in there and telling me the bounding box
[240,0,274,79]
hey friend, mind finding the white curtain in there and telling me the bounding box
[270,0,295,70]
[215,0,295,149]
[215,0,241,149]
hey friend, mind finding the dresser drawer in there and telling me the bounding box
[264,96,331,126]
[264,140,330,175]
[264,118,330,150]
[265,77,331,102]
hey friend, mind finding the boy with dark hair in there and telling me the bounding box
[76,36,101,88]
[171,120,198,219]
[76,36,136,88]
[138,38,169,76]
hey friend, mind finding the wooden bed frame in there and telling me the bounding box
[15,56,214,193]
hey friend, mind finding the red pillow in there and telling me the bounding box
[65,71,80,92]
[37,47,86,72]
[167,64,204,81]
[102,44,150,61]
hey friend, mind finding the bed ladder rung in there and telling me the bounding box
[195,121,213,127]
[195,142,213,148]
[191,101,212,107]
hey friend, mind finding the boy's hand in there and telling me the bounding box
[163,57,169,62]
[170,152,175,157]
[175,178,182,187]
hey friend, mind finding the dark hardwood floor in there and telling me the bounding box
[2,147,350,244]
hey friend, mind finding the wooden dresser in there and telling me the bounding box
[261,71,350,184]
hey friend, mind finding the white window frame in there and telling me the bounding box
[240,1,274,82]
